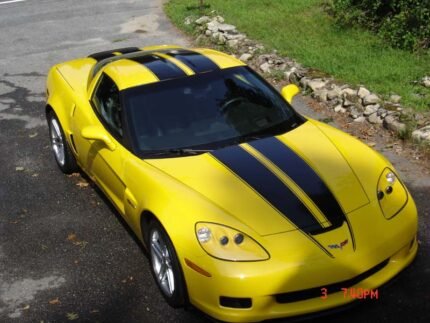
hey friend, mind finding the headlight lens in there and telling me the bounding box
[195,222,269,261]
[377,168,408,219]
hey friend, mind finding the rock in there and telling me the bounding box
[217,33,226,45]
[389,94,402,103]
[343,93,361,105]
[217,24,237,33]
[260,62,271,73]
[313,89,328,102]
[342,98,354,107]
[327,89,341,100]
[195,16,211,25]
[368,113,383,124]
[185,16,193,25]
[285,68,299,83]
[334,105,346,113]
[214,15,225,23]
[354,116,366,123]
[422,76,430,88]
[300,77,310,88]
[349,106,361,119]
[357,86,370,98]
[227,39,239,48]
[412,125,430,142]
[363,93,380,105]
[377,108,387,117]
[363,104,380,116]
[341,88,356,96]
[307,79,327,91]
[384,115,406,133]
[207,21,220,32]
[239,53,252,62]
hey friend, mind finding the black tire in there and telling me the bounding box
[47,110,78,174]
[147,220,188,308]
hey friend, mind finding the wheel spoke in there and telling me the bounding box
[158,263,167,282]
[166,268,175,294]
[50,118,65,166]
[151,240,164,263]
[150,228,176,297]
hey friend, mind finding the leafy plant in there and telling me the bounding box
[330,0,430,51]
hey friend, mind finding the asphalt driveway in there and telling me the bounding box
[0,1,429,322]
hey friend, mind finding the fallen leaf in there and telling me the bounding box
[32,173,39,177]
[15,166,24,171]
[66,312,79,321]
[74,241,88,248]
[76,181,89,188]
[22,304,30,310]
[67,233,77,241]
[67,173,80,178]
[67,233,88,248]
[49,298,60,305]
[29,132,38,138]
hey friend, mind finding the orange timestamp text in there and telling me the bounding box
[321,287,379,300]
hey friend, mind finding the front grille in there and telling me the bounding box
[275,258,389,303]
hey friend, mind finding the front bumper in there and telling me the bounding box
[181,197,418,322]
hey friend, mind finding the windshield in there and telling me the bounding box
[123,66,303,157]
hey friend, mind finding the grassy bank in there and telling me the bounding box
[165,0,430,111]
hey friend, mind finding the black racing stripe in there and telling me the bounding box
[129,55,187,81]
[250,137,345,232]
[211,145,322,232]
[165,49,219,73]
[88,47,141,61]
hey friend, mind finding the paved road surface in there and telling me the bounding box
[0,1,429,322]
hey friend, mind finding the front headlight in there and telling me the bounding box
[195,222,269,261]
[377,168,408,219]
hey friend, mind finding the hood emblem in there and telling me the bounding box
[328,239,348,250]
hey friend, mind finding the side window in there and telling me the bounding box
[92,74,123,137]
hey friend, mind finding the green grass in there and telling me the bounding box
[165,0,430,111]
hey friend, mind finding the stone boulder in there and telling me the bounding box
[412,126,430,143]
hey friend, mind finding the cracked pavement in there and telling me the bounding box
[0,0,429,322]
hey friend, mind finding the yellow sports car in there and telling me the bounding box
[45,45,418,322]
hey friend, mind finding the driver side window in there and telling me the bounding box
[92,74,123,137]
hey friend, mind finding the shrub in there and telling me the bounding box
[330,0,430,51]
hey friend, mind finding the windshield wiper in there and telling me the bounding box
[142,148,213,158]
[168,148,213,155]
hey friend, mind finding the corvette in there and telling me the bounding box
[45,45,418,322]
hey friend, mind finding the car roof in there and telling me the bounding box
[87,45,246,90]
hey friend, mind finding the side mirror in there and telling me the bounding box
[281,84,300,104]
[81,126,116,151]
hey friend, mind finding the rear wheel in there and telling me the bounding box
[147,220,187,308]
[47,110,78,174]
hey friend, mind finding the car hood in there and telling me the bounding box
[145,121,370,236]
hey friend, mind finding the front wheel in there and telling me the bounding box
[47,110,78,174]
[147,220,187,308]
